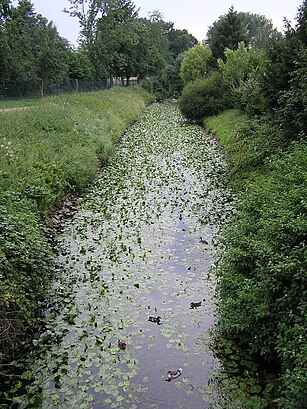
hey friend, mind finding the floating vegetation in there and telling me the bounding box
[18,103,235,408]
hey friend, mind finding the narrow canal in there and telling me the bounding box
[28,103,234,408]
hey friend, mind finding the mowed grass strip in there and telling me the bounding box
[0,98,40,109]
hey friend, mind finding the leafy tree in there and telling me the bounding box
[237,11,281,48]
[135,16,171,78]
[0,0,11,77]
[278,46,307,138]
[262,2,306,110]
[166,28,197,59]
[67,50,95,80]
[65,0,102,52]
[3,0,38,84]
[34,19,69,98]
[94,0,140,82]
[0,0,71,97]
[218,42,251,89]
[180,43,213,85]
[0,0,11,20]
[296,0,307,45]
[206,6,247,61]
[217,42,267,113]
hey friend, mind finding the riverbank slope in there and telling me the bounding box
[0,87,154,366]
[205,109,306,408]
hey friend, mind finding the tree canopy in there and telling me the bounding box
[180,43,213,85]
[206,6,247,61]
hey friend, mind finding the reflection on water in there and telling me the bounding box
[29,103,234,408]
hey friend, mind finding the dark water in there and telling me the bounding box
[28,103,234,408]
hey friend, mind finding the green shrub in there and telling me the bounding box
[179,71,229,121]
[217,141,307,406]
[234,77,267,116]
[142,77,167,101]
[278,47,307,139]
[0,203,53,358]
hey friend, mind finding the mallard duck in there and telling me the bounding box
[190,301,202,309]
[117,339,127,350]
[165,368,182,382]
[199,237,209,244]
[148,316,162,325]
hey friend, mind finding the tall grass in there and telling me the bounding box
[0,86,154,360]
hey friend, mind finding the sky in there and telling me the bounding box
[29,0,303,46]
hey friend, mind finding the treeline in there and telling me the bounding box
[178,4,306,137]
[0,0,197,98]
[177,3,306,408]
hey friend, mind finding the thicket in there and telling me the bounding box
[209,121,307,406]
[0,86,153,362]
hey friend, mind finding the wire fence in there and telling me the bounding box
[0,77,139,100]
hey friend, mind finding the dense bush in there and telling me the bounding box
[0,204,52,358]
[179,72,229,121]
[217,141,307,407]
[0,86,154,361]
[234,77,267,116]
[278,47,307,139]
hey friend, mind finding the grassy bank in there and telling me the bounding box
[204,110,306,407]
[0,86,154,363]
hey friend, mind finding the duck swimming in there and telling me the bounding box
[190,301,202,309]
[165,368,182,382]
[117,339,127,350]
[148,316,162,325]
[199,237,209,244]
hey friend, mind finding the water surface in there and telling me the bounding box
[31,103,233,408]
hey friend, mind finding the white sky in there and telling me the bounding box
[29,0,303,46]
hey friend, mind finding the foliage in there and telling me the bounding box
[205,105,307,407]
[206,6,247,62]
[237,12,281,49]
[262,31,298,109]
[0,86,154,361]
[205,109,284,184]
[218,42,268,113]
[167,28,197,59]
[217,142,307,408]
[296,0,307,45]
[0,203,53,357]
[179,71,229,121]
[67,50,95,80]
[93,0,142,81]
[143,53,184,100]
[180,43,213,85]
[66,0,174,82]
[0,0,70,97]
[278,46,307,139]
[218,43,259,89]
